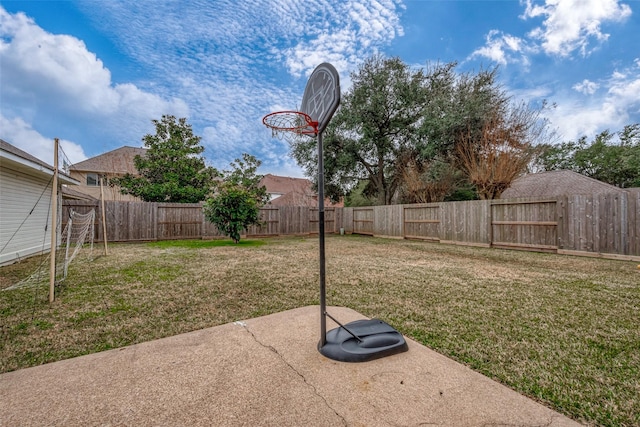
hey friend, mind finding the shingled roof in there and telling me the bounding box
[501,170,626,199]
[1,138,53,170]
[259,174,343,207]
[1,139,78,185]
[70,146,147,174]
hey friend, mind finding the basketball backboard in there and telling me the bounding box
[300,63,340,134]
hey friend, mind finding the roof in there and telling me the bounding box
[260,174,312,196]
[501,170,626,199]
[259,174,343,207]
[61,186,98,201]
[1,139,52,169]
[0,139,78,185]
[70,146,147,174]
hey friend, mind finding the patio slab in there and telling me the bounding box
[0,306,583,426]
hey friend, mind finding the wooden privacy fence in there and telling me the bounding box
[62,201,339,242]
[63,191,639,260]
[341,192,639,260]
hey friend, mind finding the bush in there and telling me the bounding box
[202,186,260,243]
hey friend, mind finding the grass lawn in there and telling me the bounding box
[1,235,639,426]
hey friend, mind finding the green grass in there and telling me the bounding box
[147,238,266,249]
[1,235,639,426]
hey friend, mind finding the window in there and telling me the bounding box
[86,173,99,186]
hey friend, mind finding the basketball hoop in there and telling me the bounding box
[261,63,406,362]
[262,111,318,143]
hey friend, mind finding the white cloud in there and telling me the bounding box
[284,0,404,78]
[470,30,532,66]
[573,79,600,95]
[607,70,640,115]
[0,7,189,154]
[1,8,114,113]
[521,0,632,57]
[0,115,87,165]
[544,64,640,141]
[546,101,618,141]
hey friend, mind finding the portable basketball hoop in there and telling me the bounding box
[263,63,407,362]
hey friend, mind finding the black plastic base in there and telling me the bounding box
[318,319,408,362]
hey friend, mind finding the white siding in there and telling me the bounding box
[0,166,55,265]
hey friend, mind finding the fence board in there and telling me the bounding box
[374,205,403,238]
[307,208,335,234]
[342,207,354,234]
[247,207,280,236]
[491,199,557,251]
[403,204,440,241]
[157,203,202,240]
[630,191,640,255]
[440,200,490,245]
[352,208,374,235]
[279,206,307,235]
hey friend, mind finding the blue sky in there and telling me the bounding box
[1,0,639,178]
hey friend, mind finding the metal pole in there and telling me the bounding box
[318,131,327,346]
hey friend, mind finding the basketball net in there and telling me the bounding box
[263,111,318,144]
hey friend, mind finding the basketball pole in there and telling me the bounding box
[318,130,327,347]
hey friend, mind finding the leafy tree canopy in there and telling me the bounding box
[113,115,218,203]
[290,55,511,205]
[202,154,268,243]
[537,123,640,188]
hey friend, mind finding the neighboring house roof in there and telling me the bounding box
[501,170,626,199]
[260,174,312,197]
[0,139,78,185]
[259,174,344,207]
[70,146,147,174]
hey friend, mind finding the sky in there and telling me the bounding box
[1,0,639,178]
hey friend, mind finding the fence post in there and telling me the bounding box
[487,200,493,247]
[620,193,628,255]
[556,196,566,250]
[153,202,158,241]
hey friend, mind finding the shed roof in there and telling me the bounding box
[61,186,98,201]
[70,146,147,174]
[0,139,78,185]
[501,170,625,199]
[1,139,51,169]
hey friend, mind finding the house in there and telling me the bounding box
[501,170,627,199]
[68,146,147,201]
[70,147,342,206]
[259,174,344,207]
[0,139,80,266]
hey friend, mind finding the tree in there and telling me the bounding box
[537,123,640,188]
[455,101,553,199]
[399,156,463,203]
[113,115,217,202]
[202,154,268,243]
[290,55,507,205]
[344,180,376,207]
[410,64,508,202]
[291,55,429,205]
